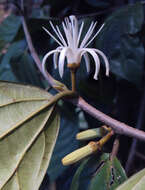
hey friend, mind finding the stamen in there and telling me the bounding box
[79,22,95,48]
[70,16,78,47]
[42,27,63,46]
[62,22,73,48]
[77,21,84,47]
[56,25,67,46]
[85,23,105,48]
[80,21,97,48]
[49,21,66,46]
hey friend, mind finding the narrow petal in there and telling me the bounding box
[85,23,105,48]
[93,49,109,76]
[58,48,68,78]
[83,53,90,73]
[81,48,100,80]
[42,49,60,76]
[42,26,63,46]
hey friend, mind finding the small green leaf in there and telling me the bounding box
[89,156,127,190]
[0,15,21,43]
[70,158,90,190]
[116,168,145,190]
[0,14,21,52]
[0,40,26,82]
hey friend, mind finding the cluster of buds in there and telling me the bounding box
[62,126,113,166]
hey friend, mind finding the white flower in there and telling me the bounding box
[42,15,109,80]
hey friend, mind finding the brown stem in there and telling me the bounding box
[135,152,145,161]
[21,13,55,86]
[125,78,145,173]
[71,97,145,142]
[99,130,114,148]
[110,136,120,161]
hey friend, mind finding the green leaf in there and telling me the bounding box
[11,51,45,87]
[116,168,145,190]
[96,3,144,85]
[70,153,127,190]
[0,81,60,189]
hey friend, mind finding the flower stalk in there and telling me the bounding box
[70,68,77,92]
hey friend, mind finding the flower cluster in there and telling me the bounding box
[42,15,109,80]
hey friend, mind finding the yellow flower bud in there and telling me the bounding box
[76,128,104,141]
[62,142,98,166]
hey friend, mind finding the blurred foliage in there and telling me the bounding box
[0,0,145,190]
[70,153,127,190]
[97,3,144,86]
[47,102,79,181]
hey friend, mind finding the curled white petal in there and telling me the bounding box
[58,48,68,78]
[53,47,63,69]
[81,48,100,80]
[42,49,60,76]
[53,52,59,69]
[93,48,109,76]
[83,53,90,73]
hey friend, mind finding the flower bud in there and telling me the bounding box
[62,142,98,166]
[76,128,104,141]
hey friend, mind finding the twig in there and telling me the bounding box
[21,4,145,142]
[125,80,145,173]
[21,12,55,86]
[135,151,145,161]
[73,97,145,141]
[110,136,120,161]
